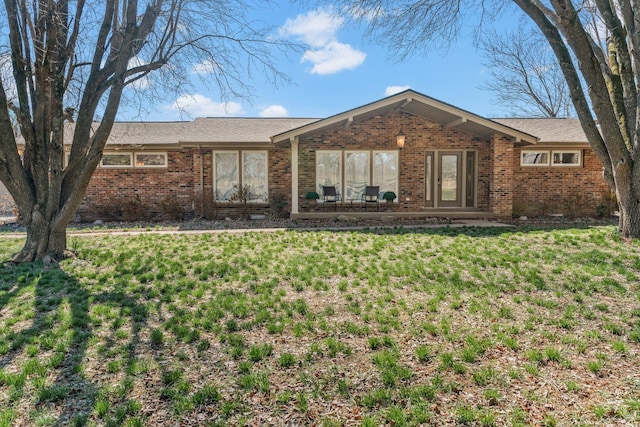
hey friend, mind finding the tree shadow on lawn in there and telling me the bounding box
[0,260,148,426]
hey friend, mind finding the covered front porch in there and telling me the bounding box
[270,90,538,221]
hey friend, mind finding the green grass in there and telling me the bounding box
[0,225,639,425]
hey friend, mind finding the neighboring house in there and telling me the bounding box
[74,89,610,221]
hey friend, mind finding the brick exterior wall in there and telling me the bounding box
[295,110,497,214]
[79,149,196,221]
[79,147,288,222]
[76,112,611,222]
[489,135,515,218]
[512,147,612,217]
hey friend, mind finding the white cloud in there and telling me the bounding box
[302,41,366,75]
[192,60,218,76]
[126,56,150,89]
[280,9,343,47]
[171,94,244,117]
[259,105,288,117]
[280,8,366,75]
[385,85,411,96]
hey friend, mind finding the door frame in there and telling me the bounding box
[425,150,477,208]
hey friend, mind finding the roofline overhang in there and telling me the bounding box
[270,89,539,144]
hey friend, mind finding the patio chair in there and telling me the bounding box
[322,185,341,211]
[361,186,380,211]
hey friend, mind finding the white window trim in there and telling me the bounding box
[520,150,550,167]
[551,150,582,167]
[134,152,168,168]
[100,152,133,168]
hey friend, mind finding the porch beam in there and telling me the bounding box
[291,136,300,215]
[344,117,353,128]
[445,117,467,129]
[400,98,413,108]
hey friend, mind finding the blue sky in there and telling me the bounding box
[117,3,521,122]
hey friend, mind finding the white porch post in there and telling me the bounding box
[291,136,299,215]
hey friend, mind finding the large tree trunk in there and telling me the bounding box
[614,162,640,239]
[12,207,69,263]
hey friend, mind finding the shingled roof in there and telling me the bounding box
[492,118,588,144]
[104,117,319,146]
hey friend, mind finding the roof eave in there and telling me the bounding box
[271,89,539,144]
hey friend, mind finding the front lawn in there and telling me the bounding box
[0,226,639,426]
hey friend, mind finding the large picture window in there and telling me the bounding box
[373,151,399,197]
[242,151,268,201]
[345,151,370,200]
[316,150,399,202]
[214,151,268,202]
[316,151,342,193]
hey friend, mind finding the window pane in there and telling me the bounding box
[553,151,580,165]
[466,151,476,207]
[316,151,342,195]
[215,152,239,201]
[373,151,398,199]
[345,151,370,200]
[135,153,167,167]
[243,151,268,202]
[425,152,433,205]
[441,154,458,201]
[521,151,549,165]
[102,153,132,167]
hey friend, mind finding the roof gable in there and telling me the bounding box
[271,89,538,144]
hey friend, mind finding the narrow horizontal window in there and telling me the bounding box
[552,150,581,166]
[101,152,133,167]
[135,152,168,168]
[521,151,549,166]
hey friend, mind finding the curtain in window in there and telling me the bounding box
[214,152,239,201]
[373,151,398,197]
[243,152,268,202]
[316,151,341,195]
[345,151,370,200]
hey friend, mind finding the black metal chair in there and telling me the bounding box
[322,185,341,211]
[361,186,380,211]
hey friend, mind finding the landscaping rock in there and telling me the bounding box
[335,215,358,223]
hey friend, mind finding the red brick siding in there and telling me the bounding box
[512,147,611,217]
[80,148,287,221]
[297,110,495,213]
[489,135,515,218]
[79,149,195,221]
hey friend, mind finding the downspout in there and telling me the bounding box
[291,136,299,215]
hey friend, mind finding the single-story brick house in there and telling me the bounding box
[76,89,611,221]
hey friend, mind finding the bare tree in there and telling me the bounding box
[332,0,640,238]
[0,0,294,262]
[478,28,574,118]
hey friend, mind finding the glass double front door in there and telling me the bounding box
[425,151,476,208]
